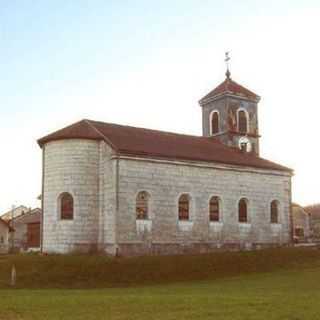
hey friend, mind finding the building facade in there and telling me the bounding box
[291,203,311,242]
[304,204,320,240]
[9,208,41,251]
[39,73,293,255]
[0,218,12,254]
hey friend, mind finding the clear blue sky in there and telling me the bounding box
[1,1,320,212]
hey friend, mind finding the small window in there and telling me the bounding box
[238,110,248,133]
[0,236,4,244]
[240,142,248,152]
[209,196,220,222]
[270,200,279,223]
[136,191,149,220]
[238,198,248,223]
[211,111,219,135]
[59,192,74,220]
[179,194,190,220]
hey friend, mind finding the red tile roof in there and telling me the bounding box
[304,204,320,217]
[38,119,292,172]
[199,77,260,104]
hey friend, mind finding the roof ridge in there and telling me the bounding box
[1,205,28,217]
[12,208,41,221]
[86,119,259,154]
[86,119,209,140]
[84,119,119,152]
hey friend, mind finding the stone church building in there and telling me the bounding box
[38,71,293,255]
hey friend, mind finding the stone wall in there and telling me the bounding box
[41,139,292,256]
[99,142,117,254]
[116,157,291,255]
[42,139,101,253]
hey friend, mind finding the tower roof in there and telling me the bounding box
[199,77,260,104]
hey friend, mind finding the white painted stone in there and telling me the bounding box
[178,220,194,231]
[136,220,152,234]
[271,223,282,234]
[209,222,223,232]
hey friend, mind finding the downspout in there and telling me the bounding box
[40,146,45,253]
[115,156,120,256]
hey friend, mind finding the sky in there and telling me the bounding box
[0,0,320,212]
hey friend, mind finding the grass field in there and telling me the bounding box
[1,248,320,319]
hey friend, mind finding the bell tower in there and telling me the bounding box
[199,54,261,155]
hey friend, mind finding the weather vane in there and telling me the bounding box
[225,51,231,79]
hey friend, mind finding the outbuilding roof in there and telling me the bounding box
[11,208,41,225]
[304,204,320,218]
[38,119,292,173]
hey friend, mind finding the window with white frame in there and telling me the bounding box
[209,196,221,222]
[210,110,220,135]
[178,194,190,220]
[270,200,279,223]
[238,198,249,223]
[58,192,74,220]
[238,109,248,133]
[136,191,150,220]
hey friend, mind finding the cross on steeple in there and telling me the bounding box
[225,52,231,79]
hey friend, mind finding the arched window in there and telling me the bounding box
[270,200,279,223]
[136,191,149,220]
[210,111,219,135]
[238,198,248,223]
[59,192,74,220]
[238,110,248,133]
[209,196,220,222]
[178,194,190,220]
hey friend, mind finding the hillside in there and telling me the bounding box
[1,247,320,289]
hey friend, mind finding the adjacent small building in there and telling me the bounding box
[304,204,320,240]
[291,203,311,242]
[10,208,41,251]
[0,218,13,254]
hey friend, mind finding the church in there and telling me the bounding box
[38,67,293,256]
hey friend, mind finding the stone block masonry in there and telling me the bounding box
[42,140,100,253]
[42,139,291,256]
[115,156,291,255]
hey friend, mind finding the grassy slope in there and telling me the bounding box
[0,248,320,289]
[1,248,320,320]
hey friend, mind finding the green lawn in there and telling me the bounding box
[1,248,320,319]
